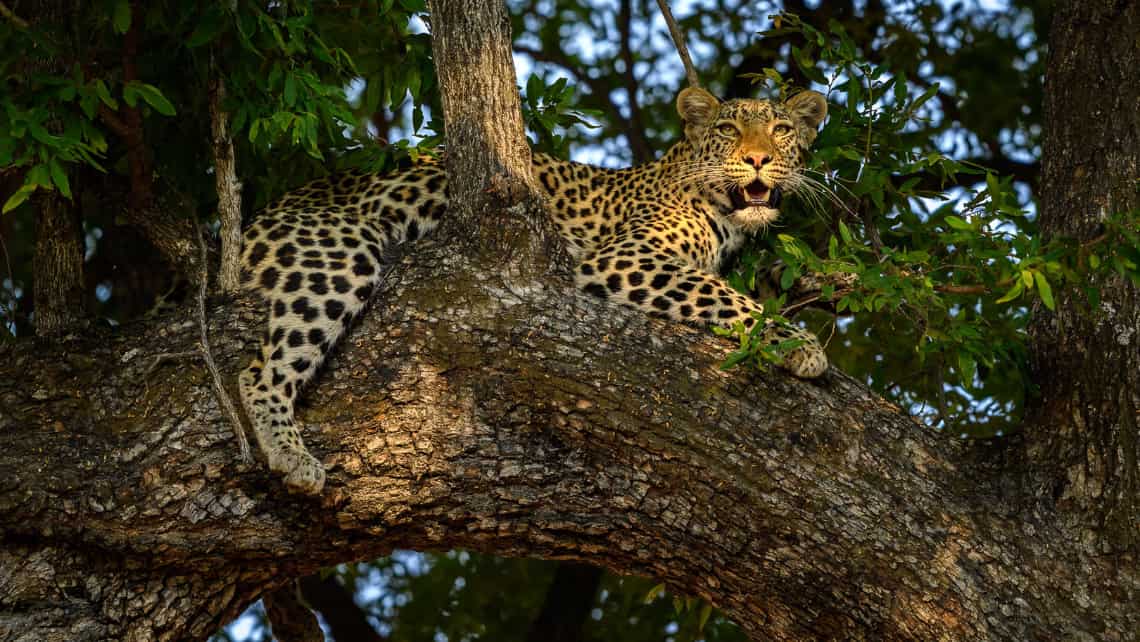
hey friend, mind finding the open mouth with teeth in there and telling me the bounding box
[729,180,782,210]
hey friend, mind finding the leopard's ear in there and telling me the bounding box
[784,90,828,144]
[676,87,720,127]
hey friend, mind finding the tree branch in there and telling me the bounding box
[654,0,700,88]
[526,562,602,642]
[0,243,1135,640]
[263,581,324,642]
[0,1,28,30]
[208,64,244,294]
[299,575,387,642]
[91,0,202,281]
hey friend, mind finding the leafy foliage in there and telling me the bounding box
[716,14,1139,436]
[213,553,746,642]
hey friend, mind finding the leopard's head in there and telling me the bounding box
[676,87,827,231]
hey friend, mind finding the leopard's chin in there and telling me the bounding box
[728,206,781,231]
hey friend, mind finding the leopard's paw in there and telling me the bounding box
[783,342,828,378]
[268,448,326,495]
[764,324,828,379]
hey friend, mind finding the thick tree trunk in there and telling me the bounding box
[1024,0,1139,550]
[428,0,567,270]
[31,189,85,337]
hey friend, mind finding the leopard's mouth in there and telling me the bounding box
[729,180,782,210]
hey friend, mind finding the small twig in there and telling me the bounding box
[0,1,29,30]
[654,0,700,88]
[194,226,252,464]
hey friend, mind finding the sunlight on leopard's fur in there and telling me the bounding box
[239,87,830,494]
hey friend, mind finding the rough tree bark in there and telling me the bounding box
[31,189,85,337]
[24,0,86,338]
[1022,0,1140,551]
[0,1,1137,641]
[428,0,567,271]
[1,256,1136,641]
[208,71,244,295]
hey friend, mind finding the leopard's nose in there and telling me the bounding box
[742,153,772,167]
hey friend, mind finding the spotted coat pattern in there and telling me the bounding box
[239,88,831,494]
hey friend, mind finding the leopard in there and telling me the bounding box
[238,86,831,495]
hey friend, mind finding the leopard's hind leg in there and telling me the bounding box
[238,215,387,494]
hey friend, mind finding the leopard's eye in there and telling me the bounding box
[772,122,794,136]
[715,123,739,137]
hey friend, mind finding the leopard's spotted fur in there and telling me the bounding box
[239,87,830,494]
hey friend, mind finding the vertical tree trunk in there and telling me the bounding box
[209,72,243,294]
[427,0,567,270]
[23,0,86,338]
[31,170,85,337]
[1026,0,1139,550]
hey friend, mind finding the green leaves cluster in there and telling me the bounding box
[723,14,1140,435]
[714,302,806,374]
[522,74,602,156]
[0,0,436,217]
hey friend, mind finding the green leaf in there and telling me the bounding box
[2,184,35,214]
[132,83,176,116]
[1085,286,1101,308]
[958,352,977,388]
[1021,270,1034,288]
[995,280,1024,304]
[643,583,666,604]
[122,84,138,108]
[1034,271,1055,310]
[985,172,1000,197]
[48,159,71,198]
[284,74,297,107]
[187,7,225,48]
[838,220,853,244]
[94,80,118,108]
[112,0,131,34]
[697,602,713,631]
[720,350,750,370]
[779,266,798,291]
[526,73,542,103]
[945,215,971,230]
[27,164,52,188]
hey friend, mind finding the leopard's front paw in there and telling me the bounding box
[268,448,326,495]
[782,342,828,378]
[764,324,828,379]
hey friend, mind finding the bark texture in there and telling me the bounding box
[31,185,85,337]
[208,72,243,295]
[428,0,567,270]
[0,255,1136,641]
[1025,0,1140,550]
[25,0,85,338]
